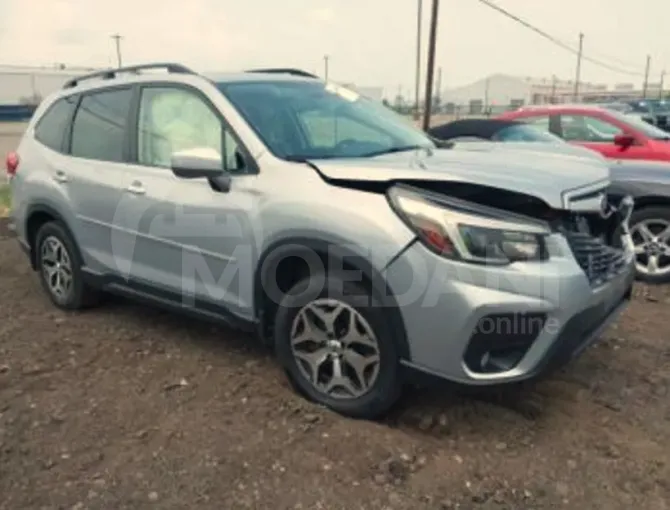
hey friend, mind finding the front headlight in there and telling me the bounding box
[387,185,550,264]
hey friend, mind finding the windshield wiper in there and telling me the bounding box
[362,145,432,158]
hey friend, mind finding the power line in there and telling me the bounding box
[474,0,645,77]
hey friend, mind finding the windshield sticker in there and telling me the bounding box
[325,83,359,102]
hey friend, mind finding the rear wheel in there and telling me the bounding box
[35,221,100,309]
[628,206,670,284]
[273,273,402,419]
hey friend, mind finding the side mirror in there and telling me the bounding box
[613,133,635,149]
[171,148,226,179]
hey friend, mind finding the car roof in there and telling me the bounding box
[50,63,321,99]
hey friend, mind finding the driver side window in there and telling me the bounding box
[137,86,246,174]
[298,110,393,149]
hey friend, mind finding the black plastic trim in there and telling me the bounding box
[24,203,70,268]
[82,269,257,333]
[253,237,411,360]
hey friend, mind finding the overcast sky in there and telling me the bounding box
[1,0,668,95]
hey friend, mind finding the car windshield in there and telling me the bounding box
[217,80,434,160]
[610,109,670,139]
[494,124,564,143]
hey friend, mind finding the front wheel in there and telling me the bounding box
[628,206,670,284]
[273,274,402,419]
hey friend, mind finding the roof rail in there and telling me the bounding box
[63,63,196,89]
[245,68,319,79]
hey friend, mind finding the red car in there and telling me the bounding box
[497,105,670,162]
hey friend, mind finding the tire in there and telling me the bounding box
[273,273,402,420]
[627,206,670,285]
[34,221,100,310]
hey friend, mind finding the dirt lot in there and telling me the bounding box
[0,220,669,510]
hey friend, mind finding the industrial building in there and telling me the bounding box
[440,73,659,114]
[0,65,98,104]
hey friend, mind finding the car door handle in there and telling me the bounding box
[126,181,146,195]
[53,170,69,184]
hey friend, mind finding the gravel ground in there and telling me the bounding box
[0,219,669,510]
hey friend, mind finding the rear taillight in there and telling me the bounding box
[5,151,19,177]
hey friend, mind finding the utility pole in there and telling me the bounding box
[660,70,666,100]
[435,66,442,111]
[573,32,584,102]
[414,0,423,120]
[323,55,330,81]
[111,34,123,67]
[422,0,439,131]
[642,55,651,99]
[550,75,557,104]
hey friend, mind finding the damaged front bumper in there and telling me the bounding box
[385,193,636,386]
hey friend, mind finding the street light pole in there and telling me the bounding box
[660,70,666,100]
[642,55,651,99]
[324,55,330,81]
[573,32,584,101]
[551,74,557,104]
[111,34,123,67]
[422,0,439,131]
[414,0,423,120]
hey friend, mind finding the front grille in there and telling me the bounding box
[564,231,628,286]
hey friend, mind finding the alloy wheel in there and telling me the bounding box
[630,219,670,276]
[40,235,74,302]
[290,298,381,399]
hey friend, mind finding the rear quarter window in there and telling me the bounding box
[33,96,78,152]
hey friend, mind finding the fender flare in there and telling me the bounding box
[253,236,410,360]
[24,202,75,268]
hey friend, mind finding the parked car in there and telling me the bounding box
[432,117,670,283]
[609,159,670,284]
[498,104,670,162]
[428,118,605,160]
[596,102,653,125]
[626,99,670,131]
[596,102,635,114]
[5,63,636,419]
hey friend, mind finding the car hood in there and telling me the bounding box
[308,144,611,210]
[453,140,606,161]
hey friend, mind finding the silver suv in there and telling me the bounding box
[6,63,636,419]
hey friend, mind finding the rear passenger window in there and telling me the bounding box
[34,97,77,152]
[70,88,133,162]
